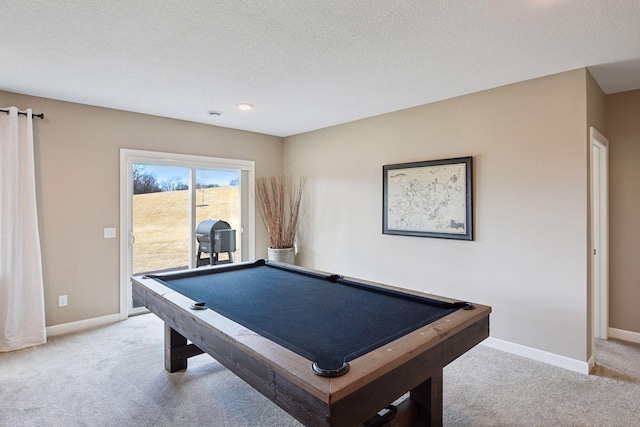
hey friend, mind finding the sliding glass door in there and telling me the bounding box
[120,150,255,317]
[132,164,191,275]
[194,168,241,265]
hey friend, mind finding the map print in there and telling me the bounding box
[387,163,467,234]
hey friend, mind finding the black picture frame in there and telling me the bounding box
[383,156,473,240]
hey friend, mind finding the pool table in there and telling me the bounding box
[132,260,490,427]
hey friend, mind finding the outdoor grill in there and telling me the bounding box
[196,220,236,266]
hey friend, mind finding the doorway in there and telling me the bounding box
[590,127,609,341]
[119,149,255,318]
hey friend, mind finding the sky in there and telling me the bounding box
[139,165,239,186]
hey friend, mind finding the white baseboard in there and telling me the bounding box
[608,327,640,344]
[481,337,590,375]
[46,313,121,338]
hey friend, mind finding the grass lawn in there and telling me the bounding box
[133,186,240,274]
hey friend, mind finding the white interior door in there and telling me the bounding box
[590,127,609,340]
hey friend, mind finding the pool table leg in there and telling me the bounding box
[164,324,204,373]
[410,369,443,427]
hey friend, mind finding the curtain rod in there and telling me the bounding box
[0,108,45,119]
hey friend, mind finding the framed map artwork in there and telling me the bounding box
[383,157,473,240]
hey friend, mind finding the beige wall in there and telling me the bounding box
[606,89,640,334]
[1,91,283,327]
[3,68,613,363]
[284,69,591,361]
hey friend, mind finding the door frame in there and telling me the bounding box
[119,149,255,319]
[590,127,609,341]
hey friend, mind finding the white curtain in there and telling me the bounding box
[0,107,46,352]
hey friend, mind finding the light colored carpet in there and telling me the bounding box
[444,339,640,426]
[1,313,638,426]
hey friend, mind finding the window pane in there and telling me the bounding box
[132,164,190,274]
[195,169,241,265]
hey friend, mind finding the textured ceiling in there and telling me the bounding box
[2,0,640,137]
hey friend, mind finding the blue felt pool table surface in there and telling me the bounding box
[149,259,472,375]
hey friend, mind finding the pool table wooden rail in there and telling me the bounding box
[132,262,490,427]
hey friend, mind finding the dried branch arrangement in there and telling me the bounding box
[255,176,307,249]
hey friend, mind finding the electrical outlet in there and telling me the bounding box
[59,295,68,307]
[104,227,116,239]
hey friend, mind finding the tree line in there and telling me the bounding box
[133,165,238,195]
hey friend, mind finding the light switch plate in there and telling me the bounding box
[104,228,116,239]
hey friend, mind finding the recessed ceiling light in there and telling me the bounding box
[207,110,222,116]
[237,103,253,111]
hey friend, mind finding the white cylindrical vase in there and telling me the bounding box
[267,247,295,264]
